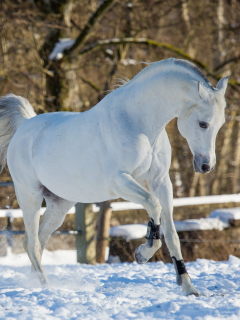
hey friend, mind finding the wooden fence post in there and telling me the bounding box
[96,200,112,263]
[75,203,96,264]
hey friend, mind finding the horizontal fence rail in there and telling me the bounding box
[0,182,14,187]
[1,180,240,263]
[0,230,81,235]
[1,193,240,217]
[93,194,240,212]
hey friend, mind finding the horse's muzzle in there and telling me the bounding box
[193,156,213,174]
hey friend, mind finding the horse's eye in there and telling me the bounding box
[199,121,209,129]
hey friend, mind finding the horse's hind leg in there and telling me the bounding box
[38,187,75,258]
[15,183,49,286]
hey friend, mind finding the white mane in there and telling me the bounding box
[112,75,130,89]
[116,58,213,90]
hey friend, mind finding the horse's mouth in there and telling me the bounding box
[193,158,213,174]
[193,159,201,173]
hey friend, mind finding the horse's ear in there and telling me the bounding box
[198,81,210,101]
[216,76,230,95]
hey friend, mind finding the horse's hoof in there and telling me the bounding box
[186,288,201,297]
[187,291,201,297]
[40,280,51,288]
[134,247,148,264]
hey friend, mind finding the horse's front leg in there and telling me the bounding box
[113,172,162,263]
[154,175,200,296]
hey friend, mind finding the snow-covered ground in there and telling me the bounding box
[0,250,240,319]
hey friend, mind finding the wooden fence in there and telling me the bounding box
[1,181,240,264]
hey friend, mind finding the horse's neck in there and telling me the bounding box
[119,75,186,145]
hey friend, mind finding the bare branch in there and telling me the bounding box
[70,18,82,31]
[64,0,118,58]
[79,37,207,68]
[80,77,101,92]
[79,37,240,90]
[214,55,240,72]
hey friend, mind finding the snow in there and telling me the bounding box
[173,194,240,207]
[48,39,137,63]
[122,58,137,66]
[109,218,229,241]
[105,49,113,55]
[49,39,76,60]
[0,248,77,267]
[1,250,240,319]
[0,206,75,219]
[109,224,147,241]
[209,207,240,224]
[174,217,229,232]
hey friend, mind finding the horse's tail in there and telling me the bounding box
[0,94,36,172]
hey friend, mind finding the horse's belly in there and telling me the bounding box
[37,157,116,203]
[46,179,115,203]
[38,163,116,202]
[35,141,116,202]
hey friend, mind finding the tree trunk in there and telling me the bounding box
[182,0,195,57]
[96,200,112,263]
[232,119,240,193]
[217,0,225,61]
[213,0,225,69]
[199,174,206,196]
[60,61,83,111]
[189,172,200,197]
[212,110,236,195]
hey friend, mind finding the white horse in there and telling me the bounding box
[0,58,228,296]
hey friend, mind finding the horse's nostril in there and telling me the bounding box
[201,164,210,172]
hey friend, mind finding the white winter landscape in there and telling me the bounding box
[0,250,240,319]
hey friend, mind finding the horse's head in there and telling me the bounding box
[177,77,229,174]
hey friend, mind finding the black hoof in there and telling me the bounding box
[134,247,148,264]
[187,292,201,297]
